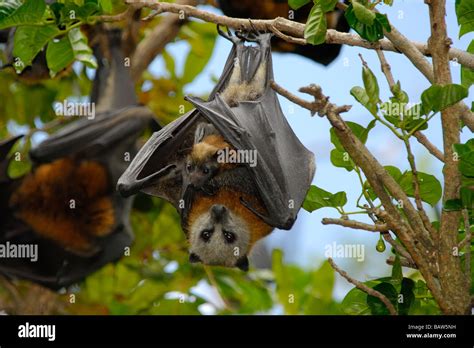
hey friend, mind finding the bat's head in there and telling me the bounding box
[185,134,231,192]
[187,203,251,271]
[186,189,273,271]
[185,155,220,191]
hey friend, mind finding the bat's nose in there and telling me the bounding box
[211,204,227,221]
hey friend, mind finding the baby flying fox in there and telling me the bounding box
[185,54,267,191]
[185,123,236,192]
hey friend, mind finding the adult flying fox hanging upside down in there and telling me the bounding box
[0,28,158,289]
[118,29,316,271]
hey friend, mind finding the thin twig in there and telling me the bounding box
[328,258,397,315]
[322,218,389,232]
[403,136,438,241]
[375,49,395,87]
[413,131,444,162]
[381,232,414,263]
[386,256,418,270]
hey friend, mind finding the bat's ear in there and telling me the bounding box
[235,256,249,272]
[189,253,202,264]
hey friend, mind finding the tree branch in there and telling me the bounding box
[115,1,474,70]
[328,258,398,315]
[322,218,389,232]
[427,0,469,315]
[412,131,444,162]
[272,80,446,311]
[386,256,418,270]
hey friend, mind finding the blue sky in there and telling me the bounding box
[148,1,472,299]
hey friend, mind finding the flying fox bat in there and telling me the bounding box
[118,29,315,269]
[0,28,157,289]
[215,0,350,66]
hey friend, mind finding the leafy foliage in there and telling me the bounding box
[344,2,391,42]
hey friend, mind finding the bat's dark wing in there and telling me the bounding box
[186,33,315,229]
[29,106,154,177]
[118,31,315,230]
[117,109,205,209]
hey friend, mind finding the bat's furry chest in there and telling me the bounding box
[9,157,116,255]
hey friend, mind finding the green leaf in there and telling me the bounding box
[420,84,469,115]
[350,86,377,115]
[13,25,61,70]
[331,191,347,207]
[398,278,415,315]
[390,80,409,104]
[302,185,347,212]
[460,186,474,208]
[303,185,334,212]
[391,254,403,290]
[399,171,442,206]
[46,28,96,76]
[459,150,474,177]
[352,1,375,25]
[385,165,403,182]
[362,65,380,105]
[181,22,217,85]
[0,0,46,30]
[456,0,474,38]
[461,40,474,88]
[320,0,339,13]
[330,149,354,171]
[367,282,398,315]
[288,0,311,10]
[344,4,391,42]
[443,199,463,211]
[304,3,327,45]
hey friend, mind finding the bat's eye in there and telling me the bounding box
[186,163,193,172]
[200,229,213,242]
[202,166,210,174]
[223,230,236,243]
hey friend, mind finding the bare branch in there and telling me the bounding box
[113,1,474,70]
[381,231,414,263]
[386,256,418,270]
[403,136,438,241]
[322,218,389,232]
[375,49,396,87]
[413,131,444,162]
[328,258,398,315]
